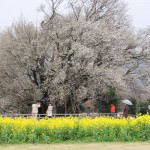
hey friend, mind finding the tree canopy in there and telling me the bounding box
[0,0,150,113]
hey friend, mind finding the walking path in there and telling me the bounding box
[0,143,150,150]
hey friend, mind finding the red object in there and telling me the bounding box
[110,104,115,113]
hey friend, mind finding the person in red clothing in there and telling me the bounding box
[110,104,116,116]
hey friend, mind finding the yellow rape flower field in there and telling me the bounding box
[0,115,150,144]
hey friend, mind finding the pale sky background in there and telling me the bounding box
[0,0,150,31]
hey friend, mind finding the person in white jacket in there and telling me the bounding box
[32,101,40,119]
[47,103,53,118]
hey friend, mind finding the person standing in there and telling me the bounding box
[148,105,150,113]
[123,104,129,118]
[32,100,41,119]
[110,104,116,116]
[47,103,53,118]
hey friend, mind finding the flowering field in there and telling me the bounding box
[0,115,150,143]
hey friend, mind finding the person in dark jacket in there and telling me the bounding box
[123,104,129,118]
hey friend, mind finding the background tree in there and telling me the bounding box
[0,0,150,113]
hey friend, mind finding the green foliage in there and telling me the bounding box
[129,97,137,115]
[139,99,149,115]
[97,88,120,113]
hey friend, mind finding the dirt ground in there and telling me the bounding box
[0,143,150,150]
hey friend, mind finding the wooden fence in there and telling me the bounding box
[0,113,135,118]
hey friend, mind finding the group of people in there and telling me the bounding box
[110,103,129,118]
[32,100,130,119]
[31,100,53,119]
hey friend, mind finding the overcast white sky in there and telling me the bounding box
[0,0,150,31]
